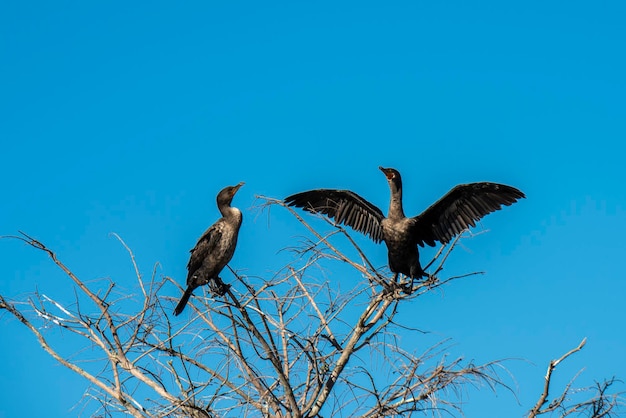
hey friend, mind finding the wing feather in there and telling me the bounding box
[187,222,223,279]
[285,189,385,243]
[412,182,525,246]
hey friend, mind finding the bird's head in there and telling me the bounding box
[379,167,403,192]
[217,182,245,206]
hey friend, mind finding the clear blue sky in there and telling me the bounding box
[1,2,624,417]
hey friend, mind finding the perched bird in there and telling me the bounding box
[285,167,524,280]
[174,182,244,316]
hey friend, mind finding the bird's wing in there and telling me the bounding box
[285,189,385,243]
[411,183,525,247]
[187,221,224,274]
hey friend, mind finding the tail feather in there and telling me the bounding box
[173,287,194,316]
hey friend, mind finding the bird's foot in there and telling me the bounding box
[424,273,438,286]
[399,273,437,294]
[400,280,414,295]
[386,274,414,295]
[209,277,231,297]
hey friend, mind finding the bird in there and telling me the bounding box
[173,182,244,316]
[284,167,524,281]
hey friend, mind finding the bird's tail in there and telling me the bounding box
[173,287,194,316]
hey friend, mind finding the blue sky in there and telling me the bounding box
[1,1,625,416]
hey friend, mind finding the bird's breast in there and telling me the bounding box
[381,218,415,246]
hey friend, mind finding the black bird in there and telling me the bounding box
[174,182,244,316]
[285,167,524,280]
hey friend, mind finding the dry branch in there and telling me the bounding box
[528,338,623,417]
[3,198,621,417]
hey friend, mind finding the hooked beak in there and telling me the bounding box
[232,182,244,195]
[379,166,393,180]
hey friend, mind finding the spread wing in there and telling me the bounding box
[411,182,525,247]
[285,189,385,243]
[187,221,223,279]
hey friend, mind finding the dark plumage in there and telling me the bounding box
[285,167,524,279]
[174,182,244,316]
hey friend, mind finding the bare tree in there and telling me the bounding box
[1,198,622,417]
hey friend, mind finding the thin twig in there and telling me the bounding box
[528,338,587,417]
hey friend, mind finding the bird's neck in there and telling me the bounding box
[219,205,242,222]
[388,188,405,219]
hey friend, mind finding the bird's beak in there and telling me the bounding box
[379,166,393,179]
[232,182,244,195]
